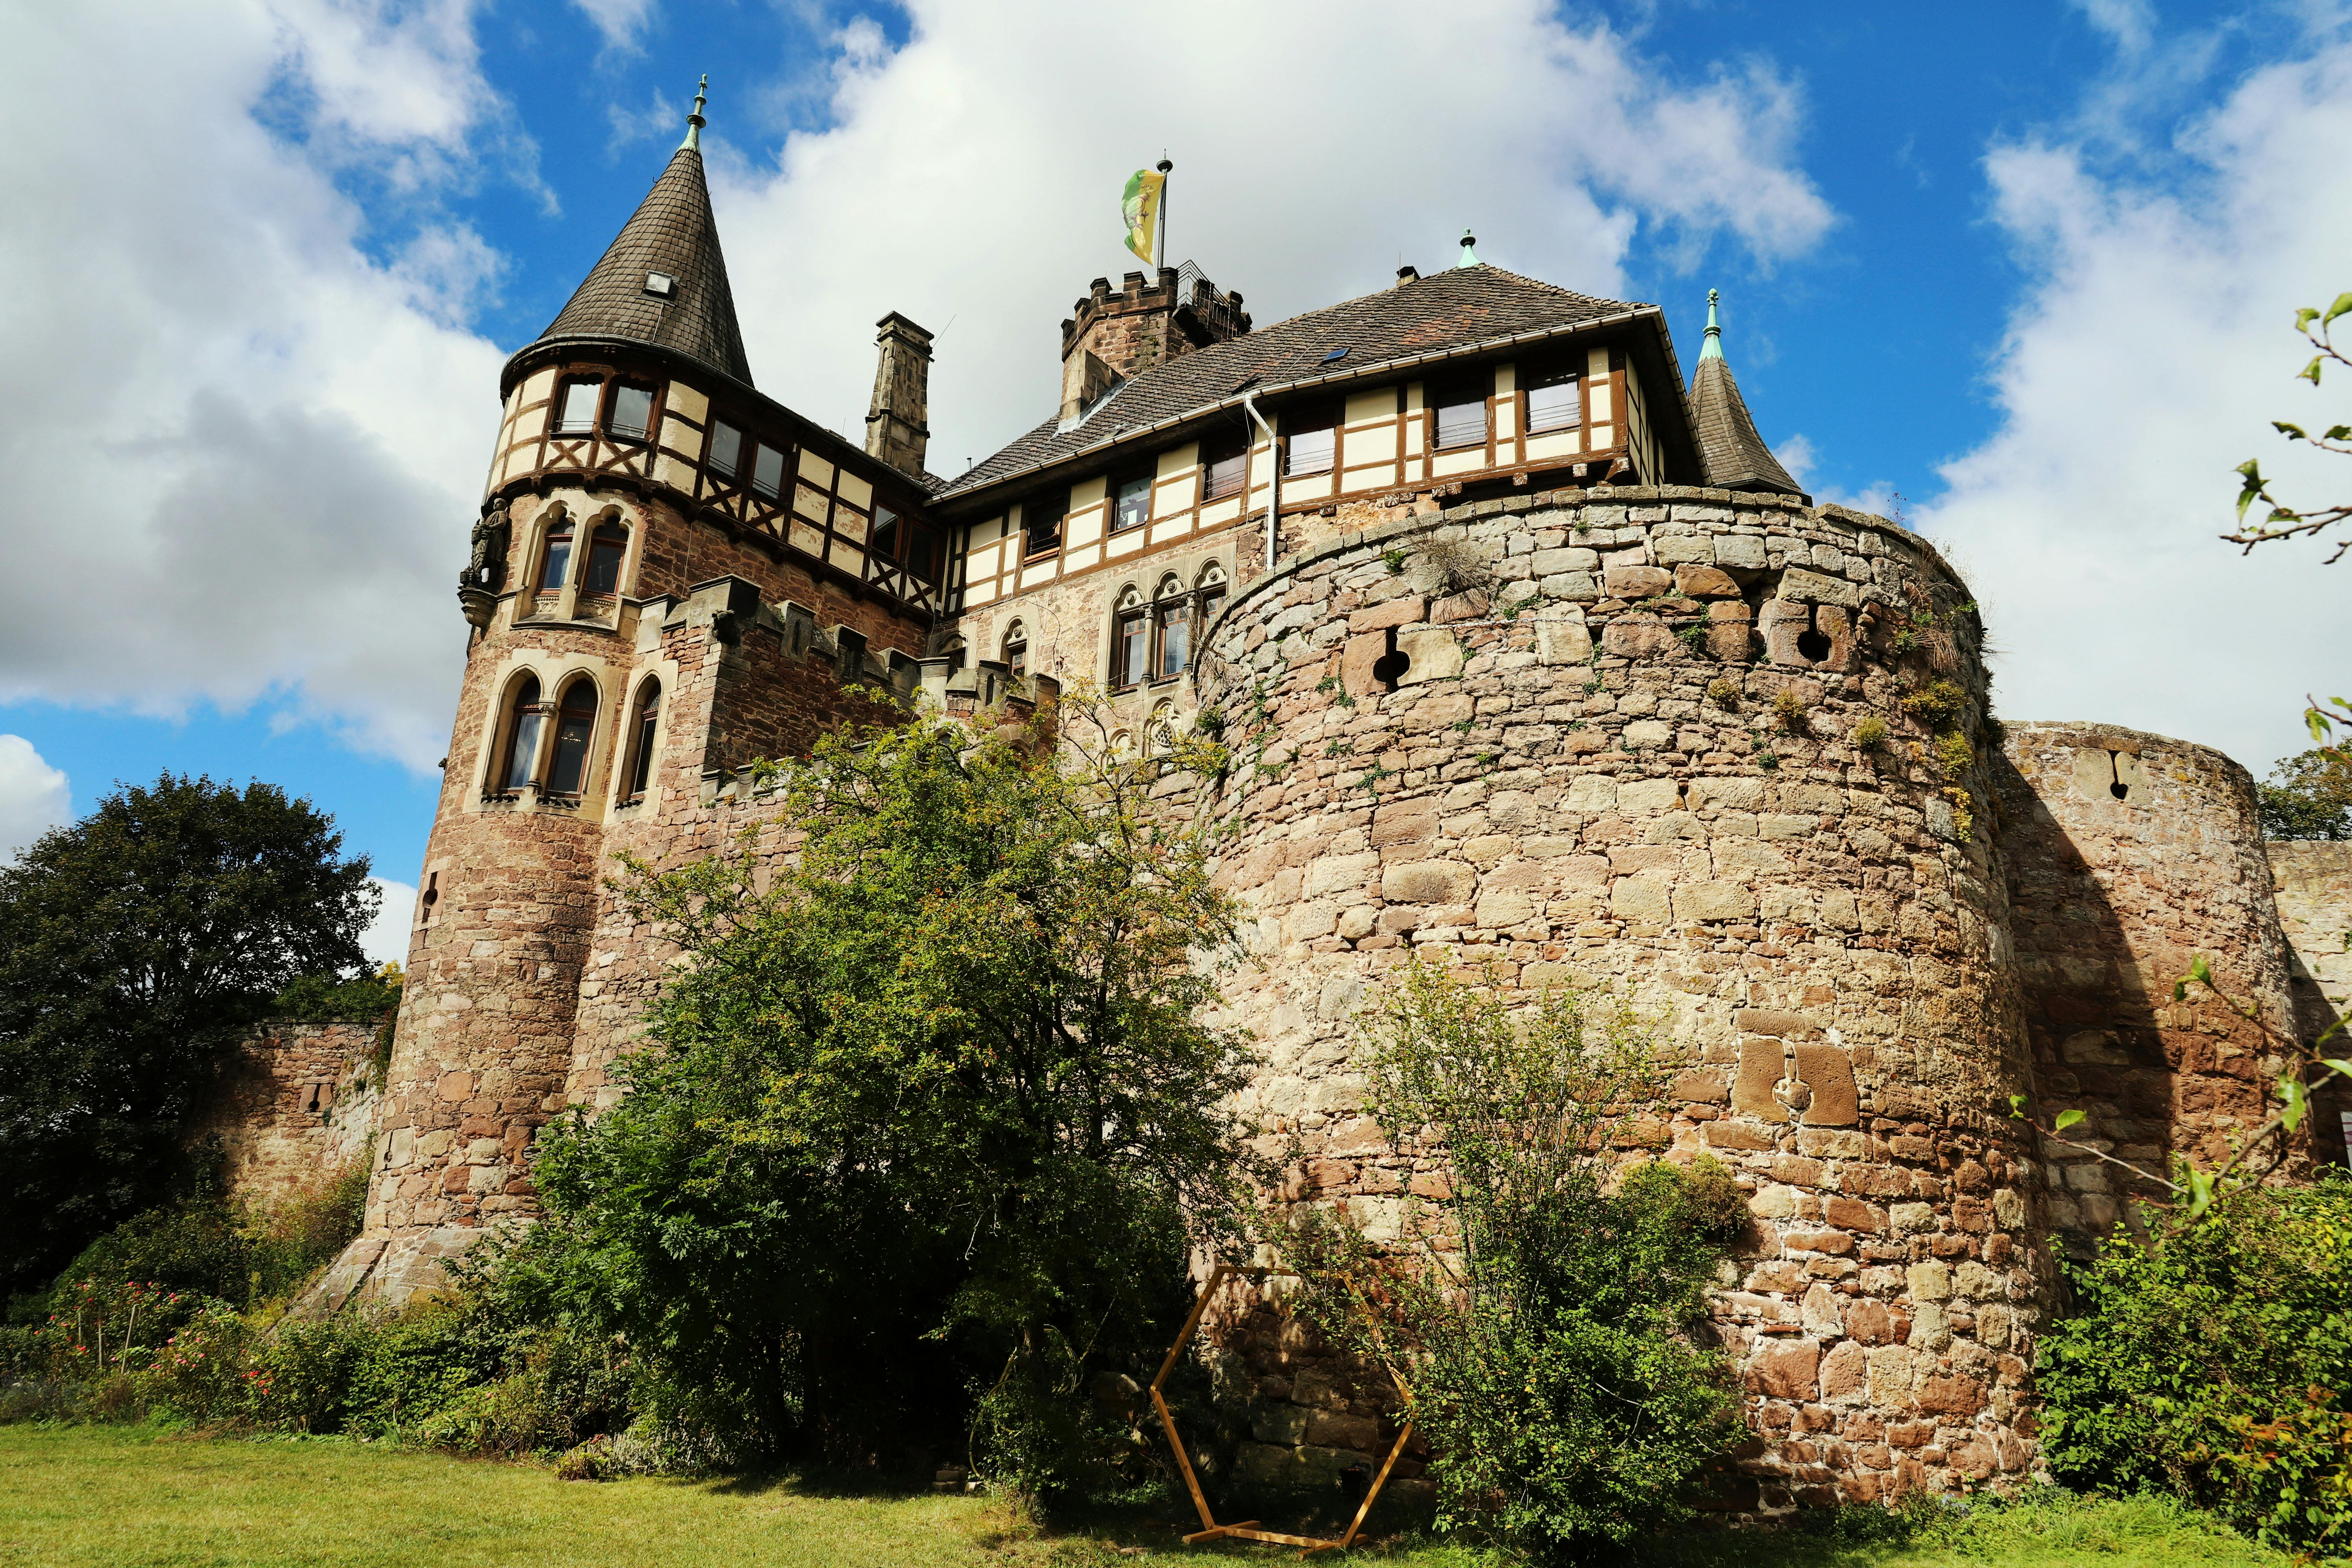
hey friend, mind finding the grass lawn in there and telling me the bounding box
[0,1424,2295,1568]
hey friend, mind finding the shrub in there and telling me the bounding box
[1850,714,1888,750]
[1770,688,1809,733]
[1899,678,1968,727]
[1705,677,1741,710]
[2039,1173,2352,1557]
[1288,957,1747,1562]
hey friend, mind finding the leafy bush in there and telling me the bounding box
[1288,957,1748,1563]
[2040,1173,2352,1557]
[1850,714,1889,750]
[271,964,402,1023]
[2259,747,2352,839]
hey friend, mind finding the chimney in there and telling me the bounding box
[1395,265,1420,287]
[865,312,933,476]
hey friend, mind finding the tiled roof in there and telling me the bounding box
[1690,354,1801,496]
[531,148,753,384]
[935,265,1647,502]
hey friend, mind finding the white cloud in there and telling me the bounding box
[361,877,417,969]
[572,0,657,52]
[1917,34,2352,775]
[0,2,511,769]
[0,737,72,863]
[1778,433,1902,520]
[707,0,1835,472]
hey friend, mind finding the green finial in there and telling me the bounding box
[1699,286,1724,361]
[1456,228,1480,268]
[680,74,708,152]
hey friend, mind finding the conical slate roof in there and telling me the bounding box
[1688,291,1800,496]
[536,144,752,384]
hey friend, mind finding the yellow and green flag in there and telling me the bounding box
[1121,167,1164,266]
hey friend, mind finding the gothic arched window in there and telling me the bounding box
[545,678,599,798]
[496,674,545,794]
[584,521,629,596]
[1154,574,1189,680]
[1197,561,1228,639]
[1113,586,1148,690]
[1002,620,1027,680]
[537,517,575,591]
[622,679,661,802]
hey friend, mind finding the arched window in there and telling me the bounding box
[545,679,599,798]
[622,680,661,802]
[1197,562,1228,639]
[496,674,545,794]
[538,516,574,591]
[1113,586,1148,690]
[584,521,629,595]
[1154,574,1189,680]
[1002,620,1027,680]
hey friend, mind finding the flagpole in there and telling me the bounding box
[1156,156,1172,272]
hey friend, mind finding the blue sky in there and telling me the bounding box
[4,0,2349,963]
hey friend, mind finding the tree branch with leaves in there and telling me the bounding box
[2228,291,2352,559]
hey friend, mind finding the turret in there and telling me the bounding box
[1689,288,1804,498]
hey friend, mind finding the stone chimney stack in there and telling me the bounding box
[1058,264,1250,410]
[864,312,933,477]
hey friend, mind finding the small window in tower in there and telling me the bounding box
[708,420,743,478]
[1113,585,1148,690]
[751,443,786,499]
[545,680,598,798]
[643,271,677,299]
[498,674,545,794]
[609,384,655,441]
[1285,403,1337,477]
[583,521,629,595]
[870,505,901,565]
[623,680,661,802]
[1525,361,1582,434]
[538,518,575,590]
[1433,371,1491,450]
[554,380,601,436]
[1002,620,1027,680]
[1112,471,1152,534]
[1202,435,1247,501]
[1197,561,1227,632]
[906,518,941,582]
[1155,575,1190,679]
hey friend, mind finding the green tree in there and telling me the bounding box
[2230,290,2352,558]
[1287,957,1749,1562]
[2258,747,2352,840]
[0,774,376,1293]
[521,698,1265,1490]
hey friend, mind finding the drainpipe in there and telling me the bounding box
[1242,392,1278,573]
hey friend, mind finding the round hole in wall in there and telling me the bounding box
[1371,649,1410,691]
[1796,629,1832,662]
[2110,779,2129,800]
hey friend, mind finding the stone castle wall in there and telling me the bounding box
[1194,485,2045,1513]
[1996,726,2303,1247]
[2267,839,2352,1165]
[190,1020,384,1205]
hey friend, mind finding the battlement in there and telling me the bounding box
[1059,262,1250,384]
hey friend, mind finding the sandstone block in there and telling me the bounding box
[1610,875,1673,922]
[1845,1299,1895,1346]
[1348,596,1426,633]
[1865,1344,1914,1407]
[1618,778,1681,812]
[1747,1338,1821,1400]
[1778,567,1861,608]
[1680,880,1755,920]
[1395,627,1465,685]
[1531,547,1600,575]
[1821,1340,1870,1405]
[1889,1202,1936,1235]
[1382,860,1476,905]
[1793,1044,1859,1126]
[1623,719,1674,750]
[1305,852,1383,898]
[1905,1260,1952,1302]
[1652,534,1717,566]
[1914,1373,1986,1416]
[1534,617,1592,665]
[1674,563,1741,596]
[1341,632,1389,698]
[1717,533,1768,569]
[1605,565,1675,599]
[1565,775,1617,811]
[1732,1036,1785,1119]
[1603,614,1674,658]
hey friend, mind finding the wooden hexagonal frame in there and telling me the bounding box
[1150,1263,1416,1558]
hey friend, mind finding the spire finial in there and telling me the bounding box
[1700,286,1724,361]
[1456,227,1479,268]
[680,74,708,152]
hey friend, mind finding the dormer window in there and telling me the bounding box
[609,383,655,441]
[643,271,677,299]
[1525,361,1582,433]
[1112,472,1152,534]
[554,380,600,436]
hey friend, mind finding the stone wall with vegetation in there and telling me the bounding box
[187,1020,383,1206]
[1195,483,2046,1514]
[2267,838,2352,1165]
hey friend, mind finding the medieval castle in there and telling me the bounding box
[206,100,2352,1514]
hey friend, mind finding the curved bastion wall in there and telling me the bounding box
[1195,485,2047,1511]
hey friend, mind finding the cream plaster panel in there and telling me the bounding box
[1148,517,1192,546]
[971,514,1006,544]
[1152,484,1190,520]
[1586,347,1610,377]
[1494,403,1517,438]
[830,542,866,576]
[1346,389,1396,424]
[1020,562,1060,590]
[1591,423,1615,448]
[789,520,825,557]
[664,383,709,423]
[798,450,835,486]
[1493,363,1517,395]
[837,471,874,509]
[1157,443,1199,479]
[1202,498,1242,527]
[833,508,868,545]
[968,540,1002,579]
[1288,474,1335,502]
[1406,458,1427,481]
[1527,430,1583,461]
[660,416,704,461]
[1109,530,1146,558]
[1070,475,1108,509]
[1432,449,1485,477]
[1069,504,1105,548]
[1065,544,1101,571]
[1591,382,1615,421]
[966,580,999,606]
[1344,464,1398,492]
[1341,422,1395,461]
[654,455,697,492]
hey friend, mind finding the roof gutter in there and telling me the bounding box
[935,303,1678,509]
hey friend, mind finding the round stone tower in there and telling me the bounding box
[1198,484,2044,1511]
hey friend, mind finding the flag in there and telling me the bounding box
[1122,168,1164,266]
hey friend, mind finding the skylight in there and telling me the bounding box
[643,272,677,299]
